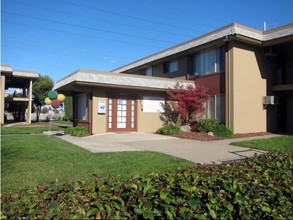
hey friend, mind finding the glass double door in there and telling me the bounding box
[108,97,136,132]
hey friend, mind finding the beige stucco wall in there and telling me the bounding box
[136,96,165,132]
[231,43,267,133]
[92,89,108,133]
[91,87,165,134]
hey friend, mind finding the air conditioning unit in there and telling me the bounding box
[263,96,279,105]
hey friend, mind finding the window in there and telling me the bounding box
[203,94,225,123]
[76,93,88,120]
[194,46,224,76]
[163,59,178,73]
[146,66,152,76]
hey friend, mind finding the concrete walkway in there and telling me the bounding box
[51,132,278,164]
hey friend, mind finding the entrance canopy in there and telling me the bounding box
[53,69,193,94]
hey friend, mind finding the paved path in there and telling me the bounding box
[50,132,278,164]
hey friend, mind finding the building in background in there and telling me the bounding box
[0,64,39,124]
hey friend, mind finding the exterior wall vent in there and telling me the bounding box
[263,96,279,105]
[263,47,278,57]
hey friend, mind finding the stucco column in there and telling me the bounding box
[26,79,33,124]
[0,75,5,124]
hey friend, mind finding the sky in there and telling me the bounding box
[1,0,293,83]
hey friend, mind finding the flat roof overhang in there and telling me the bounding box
[53,69,194,94]
[1,65,39,89]
[111,23,293,73]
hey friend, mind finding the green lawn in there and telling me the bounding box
[1,127,194,193]
[232,135,293,151]
[1,125,64,135]
[32,120,73,126]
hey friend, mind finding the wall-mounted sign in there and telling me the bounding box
[98,101,106,114]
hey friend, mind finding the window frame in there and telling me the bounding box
[203,94,225,123]
[163,59,178,73]
[75,93,89,121]
[193,46,225,77]
[146,66,153,76]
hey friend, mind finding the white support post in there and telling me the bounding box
[26,79,33,124]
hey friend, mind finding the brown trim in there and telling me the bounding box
[73,92,91,133]
[74,120,89,129]
[192,72,225,96]
[189,71,224,80]
[107,96,137,132]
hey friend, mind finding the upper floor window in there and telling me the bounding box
[194,46,224,76]
[163,59,178,73]
[146,66,153,76]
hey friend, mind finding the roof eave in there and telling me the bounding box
[111,23,293,73]
[53,70,193,93]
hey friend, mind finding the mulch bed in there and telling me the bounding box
[173,132,272,141]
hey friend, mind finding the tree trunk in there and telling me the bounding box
[176,114,182,127]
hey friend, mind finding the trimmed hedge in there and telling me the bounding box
[157,125,182,135]
[64,127,89,137]
[1,151,292,219]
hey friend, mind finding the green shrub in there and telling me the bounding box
[197,118,219,132]
[64,127,89,137]
[197,119,233,138]
[1,151,292,219]
[212,124,234,138]
[157,124,182,135]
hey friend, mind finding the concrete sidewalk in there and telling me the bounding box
[51,132,278,164]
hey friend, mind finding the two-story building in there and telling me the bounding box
[54,23,293,134]
[0,64,39,124]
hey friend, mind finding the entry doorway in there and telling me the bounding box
[108,96,137,132]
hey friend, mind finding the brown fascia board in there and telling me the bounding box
[111,23,293,73]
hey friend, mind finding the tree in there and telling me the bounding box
[32,75,54,121]
[167,82,210,125]
[64,96,73,121]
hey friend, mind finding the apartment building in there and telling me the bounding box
[54,23,293,134]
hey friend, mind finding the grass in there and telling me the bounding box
[232,135,293,151]
[1,127,194,193]
[1,125,64,135]
[32,120,73,126]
